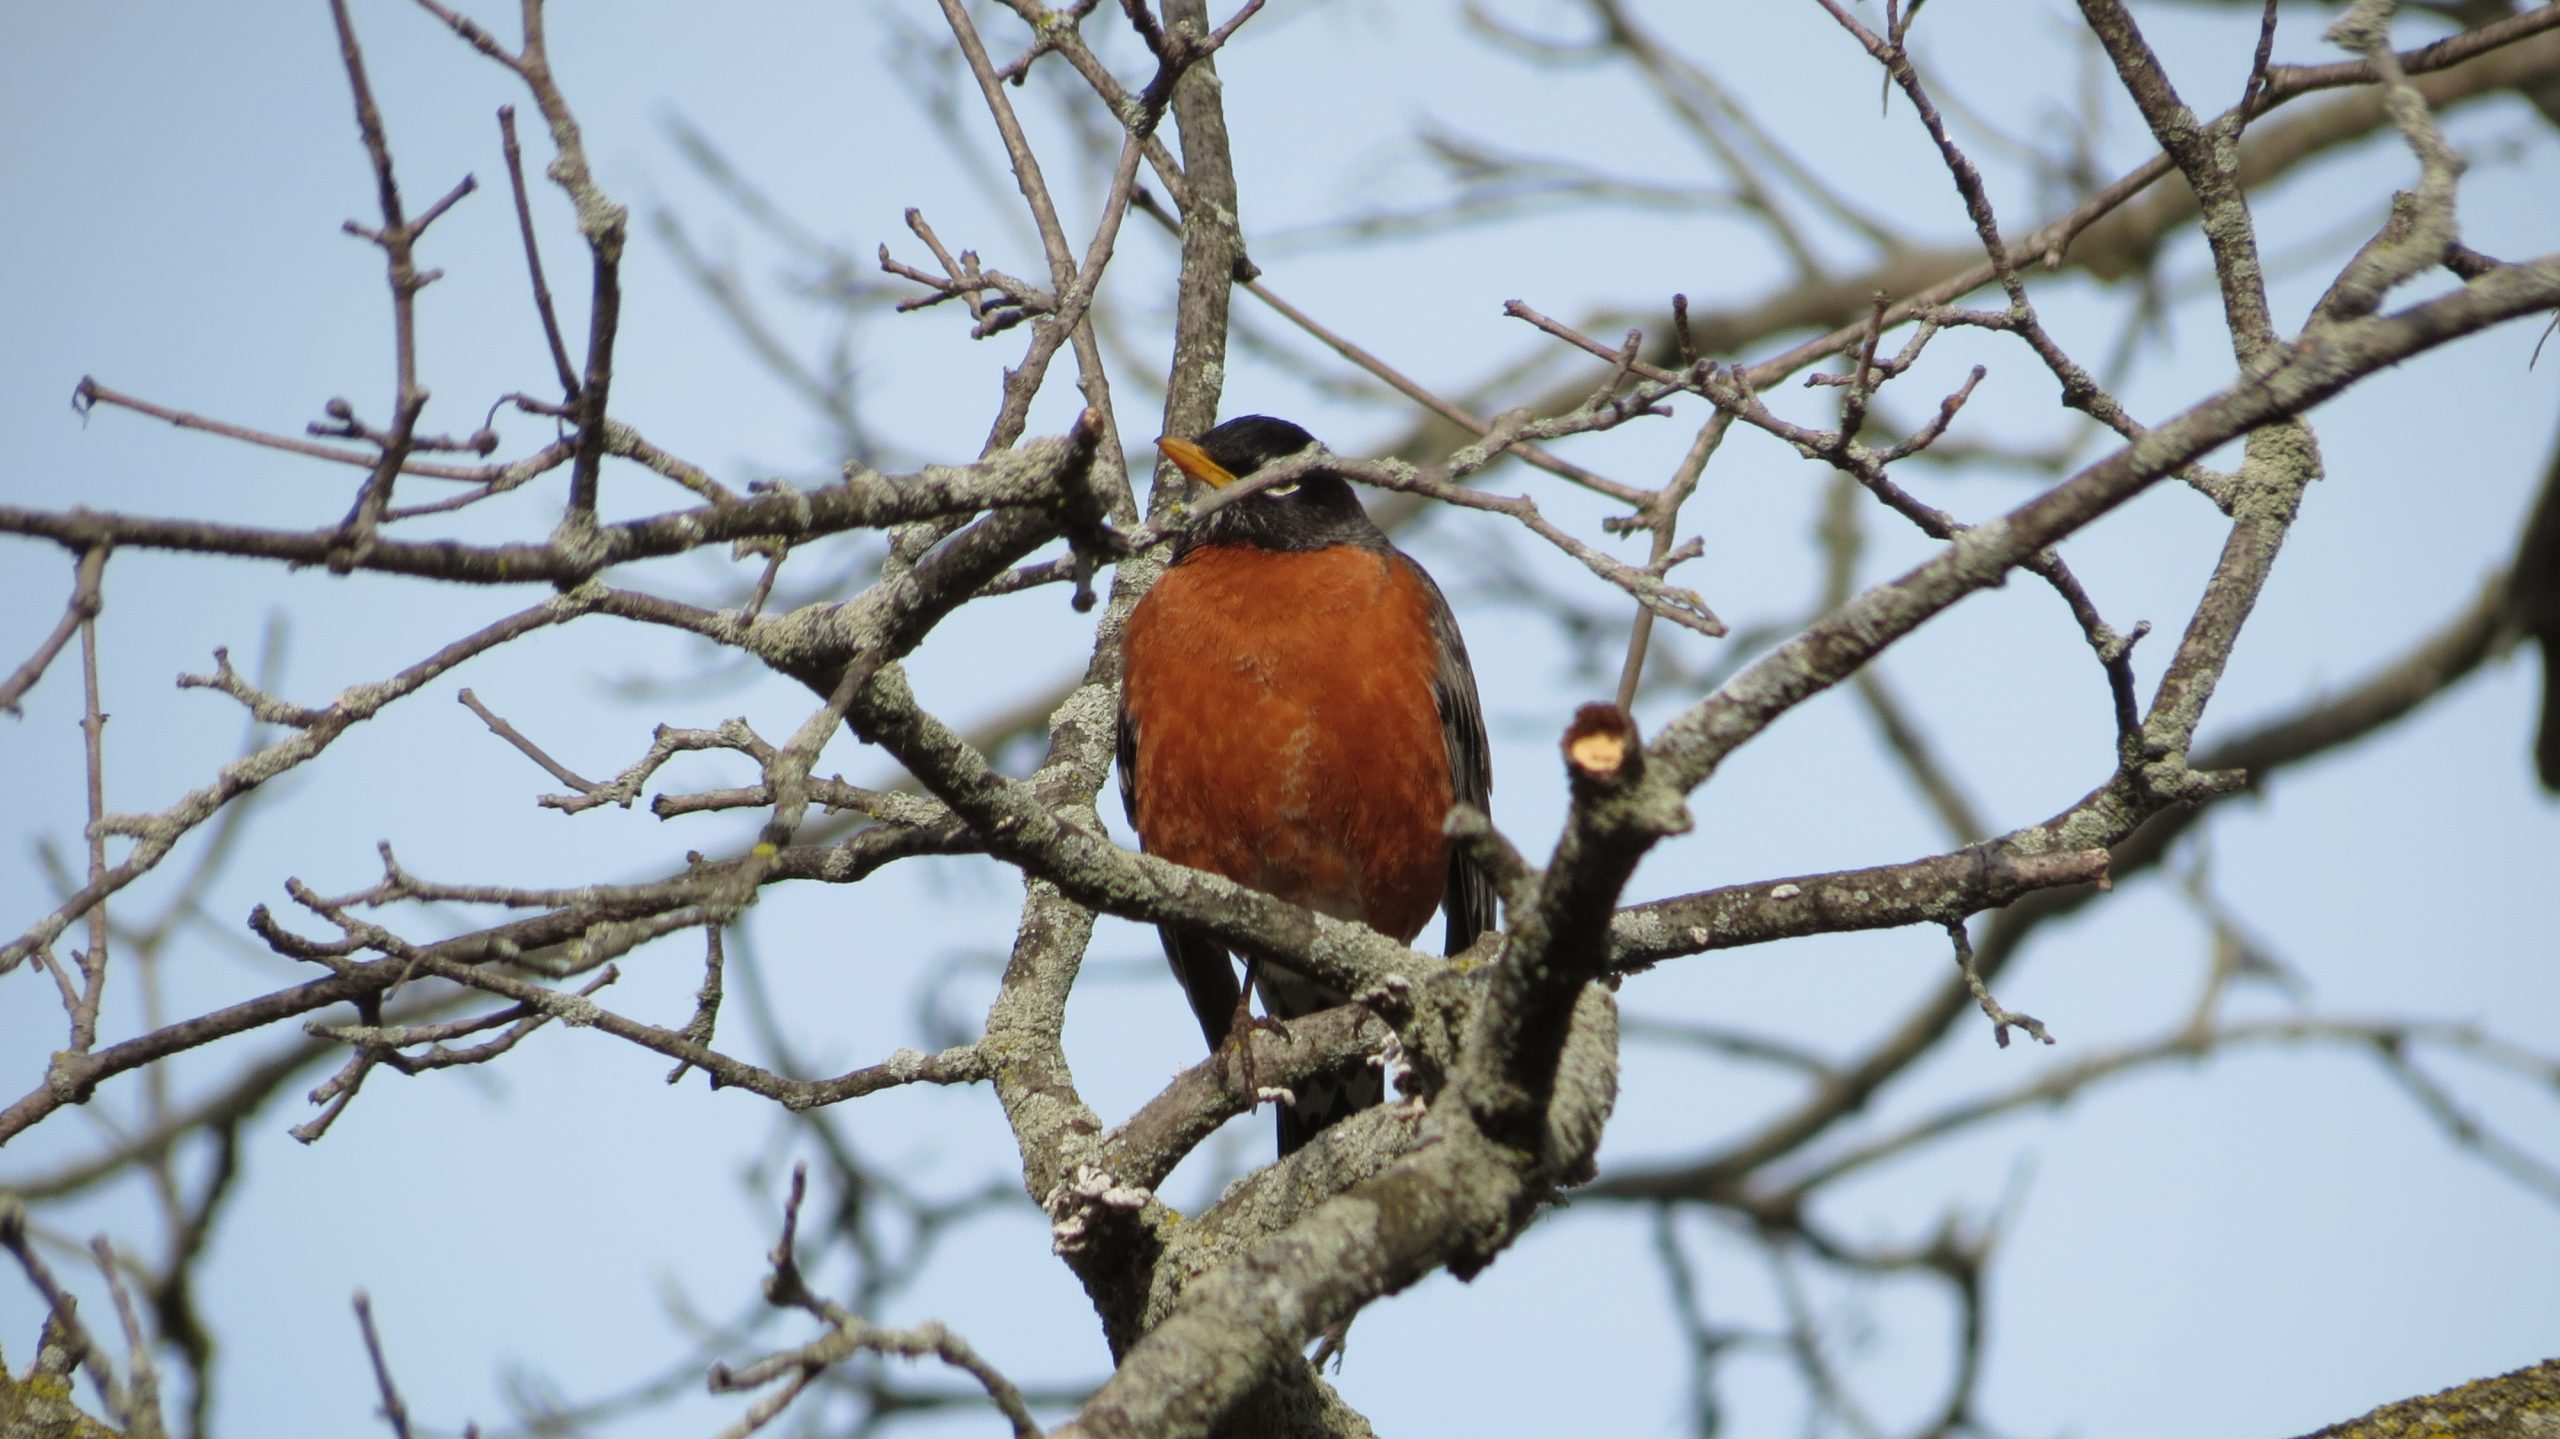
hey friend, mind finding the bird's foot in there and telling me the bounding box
[1308,1316,1354,1372]
[1222,986,1293,1112]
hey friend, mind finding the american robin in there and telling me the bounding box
[2513,445,2560,791]
[1118,415,1495,1155]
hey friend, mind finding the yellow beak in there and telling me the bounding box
[1156,435,1238,489]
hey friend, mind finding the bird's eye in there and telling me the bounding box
[1262,481,1301,499]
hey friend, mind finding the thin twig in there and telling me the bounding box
[1949,920,2052,1049]
[0,546,103,717]
[457,687,598,791]
[1,1203,124,1416]
[1614,412,1730,710]
[666,925,728,1085]
[327,0,464,568]
[70,378,504,482]
[89,1237,165,1435]
[72,543,110,1054]
[710,1166,1043,1439]
[499,104,579,398]
[353,1292,417,1439]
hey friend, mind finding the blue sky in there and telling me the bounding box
[4,4,2556,1436]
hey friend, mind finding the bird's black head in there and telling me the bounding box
[1159,414,1385,556]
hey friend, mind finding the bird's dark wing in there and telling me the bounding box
[1117,683,1243,1050]
[1400,552,1497,955]
[2512,441,2560,790]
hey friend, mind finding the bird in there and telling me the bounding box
[1117,414,1495,1155]
[2511,453,2560,791]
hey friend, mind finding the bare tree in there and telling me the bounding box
[4,3,2557,1438]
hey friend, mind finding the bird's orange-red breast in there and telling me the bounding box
[1118,415,1493,1154]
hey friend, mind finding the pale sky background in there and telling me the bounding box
[3,4,2557,1437]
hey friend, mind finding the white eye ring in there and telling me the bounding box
[1262,481,1301,498]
